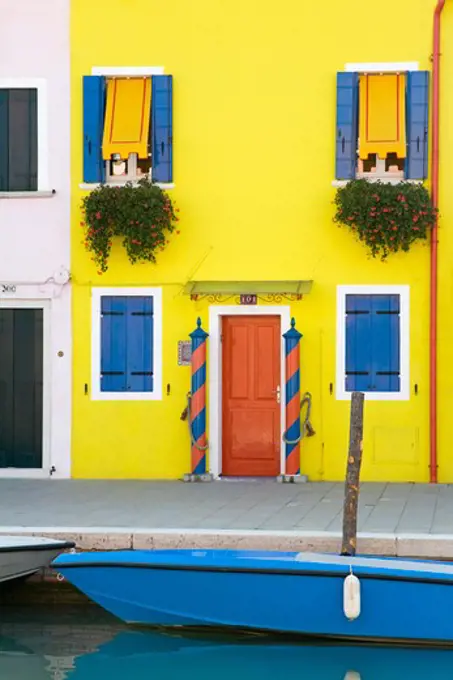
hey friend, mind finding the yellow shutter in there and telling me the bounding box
[102,78,151,160]
[358,74,406,160]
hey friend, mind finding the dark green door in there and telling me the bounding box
[0,309,43,468]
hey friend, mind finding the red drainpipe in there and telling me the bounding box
[430,0,445,483]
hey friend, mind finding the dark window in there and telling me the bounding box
[0,88,38,191]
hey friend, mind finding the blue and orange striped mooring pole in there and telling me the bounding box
[189,317,209,475]
[283,318,303,476]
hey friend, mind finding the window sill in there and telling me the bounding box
[0,190,56,199]
[91,391,162,401]
[79,182,175,191]
[336,390,409,401]
[332,178,423,188]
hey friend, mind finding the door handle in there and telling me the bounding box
[272,386,281,404]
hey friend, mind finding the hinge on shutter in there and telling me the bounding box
[345,311,369,315]
[375,311,399,315]
[220,334,223,343]
[131,312,154,316]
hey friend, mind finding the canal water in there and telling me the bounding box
[1,603,453,679]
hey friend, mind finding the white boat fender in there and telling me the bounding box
[343,571,361,620]
[344,672,361,680]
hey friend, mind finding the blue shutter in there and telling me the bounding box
[335,72,359,180]
[345,294,400,393]
[83,75,105,184]
[152,75,173,183]
[126,296,154,392]
[345,295,372,391]
[370,295,400,392]
[100,296,127,392]
[406,71,429,180]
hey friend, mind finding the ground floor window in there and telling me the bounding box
[91,287,162,401]
[336,285,410,401]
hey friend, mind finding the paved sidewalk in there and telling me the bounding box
[1,479,453,558]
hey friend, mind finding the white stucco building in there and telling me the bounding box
[0,0,71,477]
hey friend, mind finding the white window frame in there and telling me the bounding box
[336,285,410,401]
[345,62,419,73]
[91,287,163,401]
[0,78,49,192]
[332,62,422,187]
[80,66,174,190]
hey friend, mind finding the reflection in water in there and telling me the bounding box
[1,605,453,680]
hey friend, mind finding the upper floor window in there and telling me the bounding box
[336,286,409,401]
[0,88,37,192]
[335,70,429,182]
[83,75,172,186]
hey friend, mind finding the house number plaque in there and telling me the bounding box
[178,341,192,366]
[239,294,257,305]
[1,284,16,293]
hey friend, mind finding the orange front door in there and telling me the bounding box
[222,316,281,476]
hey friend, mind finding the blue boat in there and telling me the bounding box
[52,548,453,646]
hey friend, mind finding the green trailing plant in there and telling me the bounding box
[81,178,179,273]
[333,179,437,259]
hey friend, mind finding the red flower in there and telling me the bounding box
[96,211,102,220]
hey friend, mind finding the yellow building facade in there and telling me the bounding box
[70,0,453,483]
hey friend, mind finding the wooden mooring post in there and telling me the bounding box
[341,391,365,557]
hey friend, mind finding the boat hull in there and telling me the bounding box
[53,549,453,645]
[0,536,75,584]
